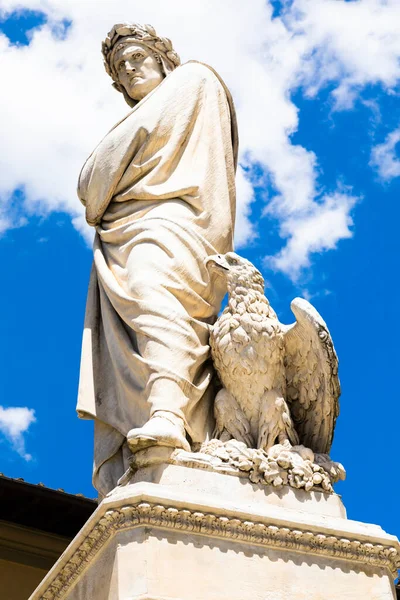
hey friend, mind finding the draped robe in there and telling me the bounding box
[77,62,238,496]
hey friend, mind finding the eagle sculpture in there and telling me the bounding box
[205,252,340,456]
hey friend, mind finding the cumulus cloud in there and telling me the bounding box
[270,191,358,278]
[0,405,36,460]
[370,126,400,181]
[0,0,399,279]
[285,0,400,109]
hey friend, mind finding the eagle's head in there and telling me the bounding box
[205,252,265,295]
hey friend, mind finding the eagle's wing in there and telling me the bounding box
[282,298,340,454]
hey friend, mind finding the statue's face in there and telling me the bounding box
[113,42,164,102]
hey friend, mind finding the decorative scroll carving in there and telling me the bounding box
[40,501,400,599]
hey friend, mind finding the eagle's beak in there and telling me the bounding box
[205,254,230,272]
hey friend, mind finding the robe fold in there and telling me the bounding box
[77,62,237,497]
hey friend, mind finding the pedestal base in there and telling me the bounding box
[30,464,399,600]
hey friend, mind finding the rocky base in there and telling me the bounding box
[128,439,346,494]
[199,439,346,492]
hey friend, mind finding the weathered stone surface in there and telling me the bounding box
[29,465,399,600]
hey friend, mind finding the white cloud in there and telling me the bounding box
[370,126,400,181]
[0,405,36,460]
[284,0,400,110]
[0,0,399,279]
[270,191,358,278]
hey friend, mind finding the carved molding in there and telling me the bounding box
[39,501,400,599]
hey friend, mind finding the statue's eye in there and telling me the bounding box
[230,258,238,265]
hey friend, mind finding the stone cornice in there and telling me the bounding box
[38,501,400,599]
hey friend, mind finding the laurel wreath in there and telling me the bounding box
[102,22,181,82]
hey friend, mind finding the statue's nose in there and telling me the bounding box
[125,61,135,72]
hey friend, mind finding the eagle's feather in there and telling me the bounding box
[283,298,340,454]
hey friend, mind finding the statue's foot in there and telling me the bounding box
[127,412,191,453]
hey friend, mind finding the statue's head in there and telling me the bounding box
[102,23,181,106]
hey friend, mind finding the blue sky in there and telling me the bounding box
[0,0,399,549]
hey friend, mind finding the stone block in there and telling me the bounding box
[29,464,400,600]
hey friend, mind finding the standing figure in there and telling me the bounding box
[77,23,238,497]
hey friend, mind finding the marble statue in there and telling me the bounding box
[77,23,238,497]
[198,251,345,493]
[31,23,400,600]
[207,252,340,454]
[76,22,344,500]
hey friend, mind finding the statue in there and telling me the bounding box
[207,252,339,454]
[200,251,345,492]
[77,23,238,497]
[32,24,400,600]
[77,22,343,499]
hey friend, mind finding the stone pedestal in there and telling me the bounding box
[30,464,399,600]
